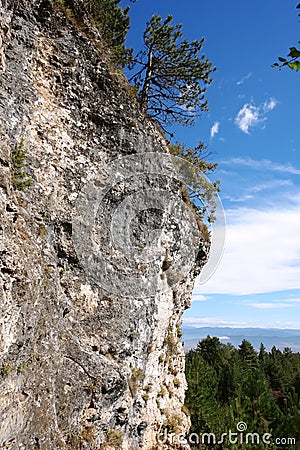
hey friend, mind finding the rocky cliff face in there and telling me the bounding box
[0,1,208,448]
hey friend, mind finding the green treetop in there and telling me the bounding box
[128,14,215,128]
[86,0,132,67]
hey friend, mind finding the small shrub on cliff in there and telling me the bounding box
[128,367,143,396]
[173,377,181,388]
[54,0,132,67]
[157,385,167,397]
[164,326,177,357]
[54,0,74,19]
[160,412,183,434]
[85,0,132,67]
[1,362,12,378]
[142,392,149,402]
[11,140,32,191]
[105,427,124,446]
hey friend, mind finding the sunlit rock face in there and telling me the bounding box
[0,1,208,448]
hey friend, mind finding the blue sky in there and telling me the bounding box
[122,0,300,328]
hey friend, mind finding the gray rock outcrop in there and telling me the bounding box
[0,1,208,448]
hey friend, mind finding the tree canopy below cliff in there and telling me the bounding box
[185,337,300,449]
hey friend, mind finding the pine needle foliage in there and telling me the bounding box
[128,14,215,127]
[84,0,132,67]
[12,140,32,191]
[169,141,220,223]
[186,337,300,449]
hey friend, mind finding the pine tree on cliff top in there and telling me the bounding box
[129,14,215,128]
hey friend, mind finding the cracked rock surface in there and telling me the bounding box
[0,1,208,448]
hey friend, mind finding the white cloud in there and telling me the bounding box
[210,121,220,139]
[237,72,253,85]
[263,98,277,112]
[195,198,300,296]
[222,157,300,175]
[224,194,254,202]
[247,298,300,309]
[183,316,300,329]
[225,180,293,202]
[234,103,261,134]
[222,180,293,203]
[250,179,293,193]
[234,98,277,134]
[249,303,293,309]
[183,317,251,327]
[192,294,210,302]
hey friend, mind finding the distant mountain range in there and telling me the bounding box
[182,326,300,353]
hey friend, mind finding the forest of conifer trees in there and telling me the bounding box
[185,337,300,449]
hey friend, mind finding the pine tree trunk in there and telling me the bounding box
[140,47,153,111]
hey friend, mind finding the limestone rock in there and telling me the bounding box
[0,1,208,448]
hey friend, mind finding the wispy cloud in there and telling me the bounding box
[247,297,300,309]
[223,180,293,203]
[210,121,220,139]
[192,294,210,302]
[249,303,293,309]
[234,98,277,134]
[222,157,300,175]
[183,316,300,328]
[237,72,253,85]
[249,179,293,193]
[224,194,254,203]
[263,98,277,112]
[183,317,252,327]
[195,197,300,296]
